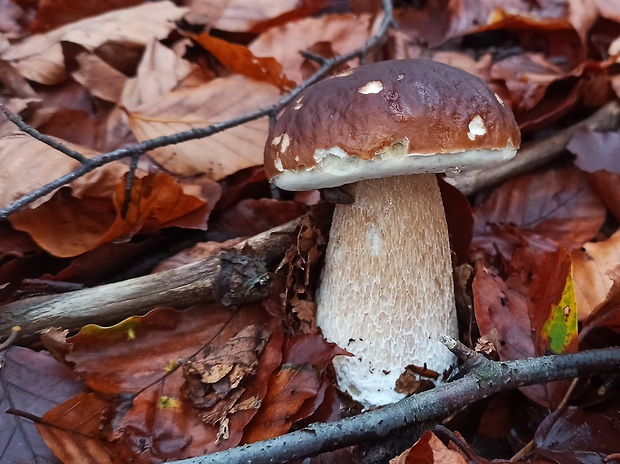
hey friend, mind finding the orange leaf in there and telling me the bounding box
[193,33,294,91]
[391,431,468,464]
[37,393,116,464]
[243,364,320,443]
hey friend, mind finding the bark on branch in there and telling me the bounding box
[170,339,620,464]
[0,219,299,342]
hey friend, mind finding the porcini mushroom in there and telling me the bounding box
[264,59,520,407]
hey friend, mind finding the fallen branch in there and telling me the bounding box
[169,338,620,464]
[0,219,299,342]
[448,100,620,195]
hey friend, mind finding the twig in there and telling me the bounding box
[0,326,20,351]
[0,1,396,219]
[509,375,580,461]
[447,100,620,195]
[167,341,620,464]
[0,104,88,163]
[0,218,300,343]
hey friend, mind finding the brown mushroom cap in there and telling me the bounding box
[264,59,520,190]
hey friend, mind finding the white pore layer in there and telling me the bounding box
[271,142,517,191]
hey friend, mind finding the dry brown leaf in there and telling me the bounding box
[572,228,620,320]
[0,132,80,209]
[185,0,300,31]
[63,42,127,104]
[126,75,280,179]
[120,39,193,111]
[1,2,187,84]
[249,13,374,83]
[446,0,569,40]
[30,0,144,32]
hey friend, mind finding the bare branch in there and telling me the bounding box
[0,0,396,219]
[168,344,620,464]
[0,219,299,343]
[0,103,88,163]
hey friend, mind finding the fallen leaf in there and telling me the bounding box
[37,393,116,464]
[126,75,281,179]
[181,324,270,413]
[30,0,144,32]
[0,346,86,464]
[184,0,301,31]
[390,430,469,464]
[192,33,295,91]
[10,172,206,257]
[249,13,374,83]
[208,198,307,241]
[63,42,127,104]
[473,245,577,407]
[568,127,620,222]
[1,2,186,84]
[120,39,193,111]
[534,405,620,463]
[55,304,284,459]
[243,364,320,442]
[581,265,620,336]
[473,168,606,255]
[572,228,620,320]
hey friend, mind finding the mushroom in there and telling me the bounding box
[264,59,520,408]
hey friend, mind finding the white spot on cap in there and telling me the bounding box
[494,93,505,105]
[358,80,383,94]
[294,96,303,110]
[397,74,404,80]
[280,133,290,153]
[274,157,283,172]
[271,134,282,146]
[467,115,486,140]
[335,69,353,78]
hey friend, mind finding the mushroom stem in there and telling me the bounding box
[316,173,458,407]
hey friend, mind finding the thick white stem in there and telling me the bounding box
[316,174,457,407]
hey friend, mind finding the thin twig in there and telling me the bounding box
[0,326,20,351]
[0,103,88,163]
[167,343,620,464]
[0,1,396,220]
[509,376,580,461]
